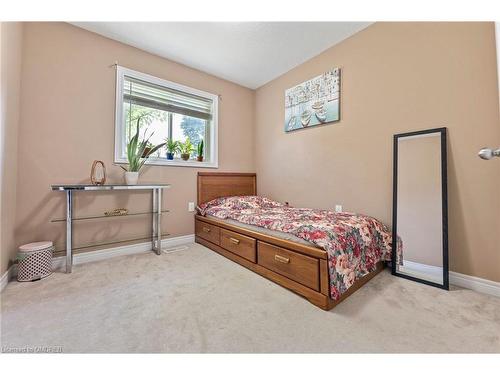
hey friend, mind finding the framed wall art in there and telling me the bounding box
[284,67,341,132]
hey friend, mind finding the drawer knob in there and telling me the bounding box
[229,237,240,245]
[203,227,211,233]
[274,254,290,264]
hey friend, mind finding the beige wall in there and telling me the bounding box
[13,22,254,259]
[255,22,500,282]
[1,22,23,275]
[397,134,443,267]
[5,22,500,283]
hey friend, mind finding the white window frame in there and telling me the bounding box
[114,66,219,168]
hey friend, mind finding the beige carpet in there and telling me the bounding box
[1,243,499,353]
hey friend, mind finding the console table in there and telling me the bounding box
[51,184,171,273]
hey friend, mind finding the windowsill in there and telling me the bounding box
[114,157,218,169]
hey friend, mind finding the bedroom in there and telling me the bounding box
[1,0,499,370]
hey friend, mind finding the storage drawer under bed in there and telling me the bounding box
[195,220,220,245]
[220,228,256,263]
[257,241,320,291]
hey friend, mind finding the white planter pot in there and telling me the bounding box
[124,171,139,185]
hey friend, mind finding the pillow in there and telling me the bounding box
[197,195,284,216]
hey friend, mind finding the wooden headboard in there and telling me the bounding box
[197,172,257,205]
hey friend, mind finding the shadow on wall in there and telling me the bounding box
[446,143,471,277]
[12,191,63,269]
[14,178,90,259]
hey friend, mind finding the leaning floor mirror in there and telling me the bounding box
[392,127,449,290]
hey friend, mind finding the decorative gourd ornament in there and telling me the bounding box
[90,160,106,185]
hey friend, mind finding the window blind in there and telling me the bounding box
[123,76,213,120]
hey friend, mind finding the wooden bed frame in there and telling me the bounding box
[195,172,384,310]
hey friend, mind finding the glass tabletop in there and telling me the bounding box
[51,184,171,191]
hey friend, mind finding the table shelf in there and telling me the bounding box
[50,210,170,223]
[53,234,170,255]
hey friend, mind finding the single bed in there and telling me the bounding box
[195,172,388,310]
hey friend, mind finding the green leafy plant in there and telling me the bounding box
[179,138,195,160]
[120,118,165,172]
[179,138,195,155]
[165,138,180,154]
[197,139,204,157]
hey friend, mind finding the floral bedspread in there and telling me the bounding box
[198,196,397,301]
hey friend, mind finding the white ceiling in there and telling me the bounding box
[72,22,372,89]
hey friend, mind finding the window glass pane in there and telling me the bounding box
[172,113,207,159]
[124,102,169,158]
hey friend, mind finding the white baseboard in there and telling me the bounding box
[400,260,443,284]
[0,268,6,292]
[1,234,195,289]
[51,234,195,271]
[399,260,500,298]
[51,244,148,271]
[450,271,500,298]
[1,265,15,293]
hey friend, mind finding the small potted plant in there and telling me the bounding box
[165,138,180,160]
[120,119,165,185]
[179,138,195,161]
[196,139,204,162]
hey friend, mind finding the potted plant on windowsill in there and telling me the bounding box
[196,139,204,162]
[120,119,165,185]
[179,138,195,161]
[165,138,180,160]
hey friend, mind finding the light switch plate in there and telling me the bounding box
[188,202,195,212]
[335,205,342,213]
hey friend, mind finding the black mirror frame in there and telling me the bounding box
[391,127,449,290]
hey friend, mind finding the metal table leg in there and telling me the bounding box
[156,188,162,255]
[66,190,73,273]
[152,188,157,253]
